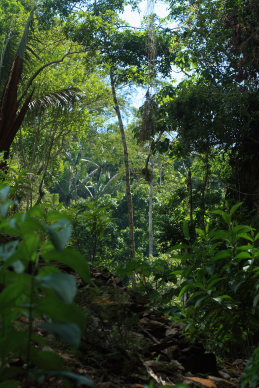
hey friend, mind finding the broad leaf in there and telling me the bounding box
[230,202,243,216]
[31,350,64,370]
[235,252,251,259]
[37,295,85,330]
[36,273,77,304]
[0,186,11,201]
[43,322,81,348]
[47,219,72,250]
[43,248,90,282]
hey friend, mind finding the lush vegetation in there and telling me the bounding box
[1,0,259,386]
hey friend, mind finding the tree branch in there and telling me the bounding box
[20,50,86,102]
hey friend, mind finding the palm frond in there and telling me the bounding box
[0,33,18,95]
[0,14,34,157]
[28,87,83,111]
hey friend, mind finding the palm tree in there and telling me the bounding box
[0,13,82,167]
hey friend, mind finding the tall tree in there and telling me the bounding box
[165,0,259,215]
[66,8,173,260]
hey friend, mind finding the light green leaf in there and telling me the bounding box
[36,273,77,304]
[196,228,205,237]
[47,219,72,250]
[43,322,81,348]
[183,220,190,240]
[0,186,11,201]
[238,233,254,242]
[0,241,19,262]
[235,252,251,259]
[0,201,12,218]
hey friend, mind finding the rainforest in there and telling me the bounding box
[0,0,259,387]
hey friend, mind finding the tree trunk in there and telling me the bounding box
[200,152,210,229]
[110,71,136,261]
[148,165,154,257]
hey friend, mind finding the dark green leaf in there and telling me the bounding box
[0,381,19,388]
[230,202,243,216]
[43,248,90,282]
[31,350,64,370]
[42,322,81,348]
[37,295,85,330]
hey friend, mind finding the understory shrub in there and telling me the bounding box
[0,185,93,387]
[174,203,259,355]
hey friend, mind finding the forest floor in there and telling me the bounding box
[48,269,247,388]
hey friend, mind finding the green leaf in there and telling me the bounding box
[230,202,243,216]
[207,277,224,289]
[253,294,259,308]
[196,228,205,237]
[32,350,64,370]
[47,219,72,250]
[212,210,231,224]
[233,225,253,234]
[214,250,232,260]
[235,252,251,259]
[42,322,81,348]
[0,201,12,218]
[0,381,19,388]
[233,280,245,293]
[37,295,85,330]
[0,282,26,312]
[213,295,232,304]
[0,186,10,201]
[43,248,90,282]
[179,283,194,297]
[183,220,190,240]
[238,233,254,242]
[195,295,208,307]
[0,241,19,262]
[36,273,77,304]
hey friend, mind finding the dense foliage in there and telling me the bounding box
[1,0,259,386]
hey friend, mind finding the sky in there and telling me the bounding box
[123,1,171,28]
[121,1,183,110]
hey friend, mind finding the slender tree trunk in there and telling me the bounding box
[110,71,136,261]
[148,170,154,257]
[187,167,193,226]
[200,152,210,229]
